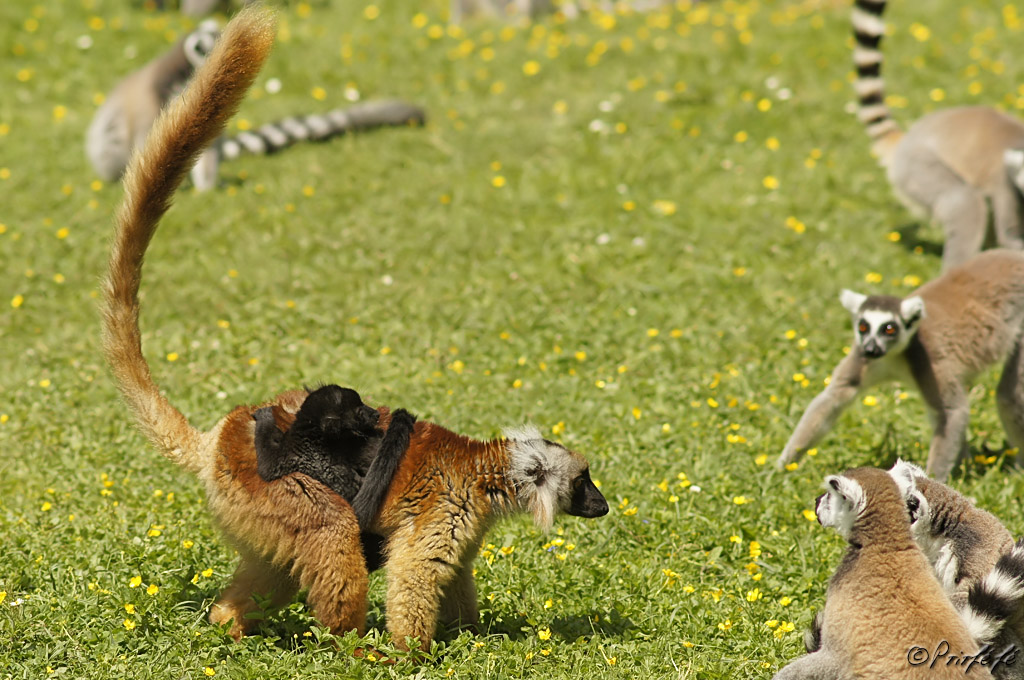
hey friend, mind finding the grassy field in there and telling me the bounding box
[4,0,1024,677]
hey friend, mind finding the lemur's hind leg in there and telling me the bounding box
[189,145,221,192]
[997,339,1024,460]
[925,385,971,481]
[992,181,1024,251]
[438,562,479,631]
[889,147,988,272]
[291,522,370,636]
[209,552,299,640]
[934,186,989,271]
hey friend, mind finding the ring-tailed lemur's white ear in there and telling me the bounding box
[840,289,867,315]
[818,474,866,539]
[889,459,925,487]
[900,296,925,326]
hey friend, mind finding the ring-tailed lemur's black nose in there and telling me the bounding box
[863,341,884,358]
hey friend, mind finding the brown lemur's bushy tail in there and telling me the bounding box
[851,0,903,165]
[101,6,276,474]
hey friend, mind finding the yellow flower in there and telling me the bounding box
[363,4,380,20]
[538,627,551,641]
[862,395,878,406]
[124,603,135,614]
[523,60,541,76]
[146,584,159,596]
[652,199,677,216]
[780,596,793,606]
[129,576,142,588]
[754,454,768,465]
[733,496,751,505]
[746,588,762,602]
[123,619,136,630]
[802,509,817,521]
[763,176,779,190]
[201,568,213,578]
[203,668,216,677]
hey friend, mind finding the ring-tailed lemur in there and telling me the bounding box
[778,250,1024,480]
[851,0,1024,270]
[773,467,993,679]
[889,460,1024,679]
[87,21,426,191]
[86,20,220,183]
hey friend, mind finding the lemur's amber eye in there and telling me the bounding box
[857,321,869,334]
[883,323,897,336]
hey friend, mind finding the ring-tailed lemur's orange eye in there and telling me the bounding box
[858,321,869,334]
[883,323,897,335]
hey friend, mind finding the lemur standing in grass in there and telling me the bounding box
[777,250,1024,480]
[102,6,607,649]
[774,468,994,679]
[87,20,426,191]
[851,0,1024,270]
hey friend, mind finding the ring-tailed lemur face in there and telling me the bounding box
[816,474,866,540]
[183,20,221,69]
[888,459,931,530]
[839,289,925,360]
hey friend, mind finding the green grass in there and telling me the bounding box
[4,0,1024,677]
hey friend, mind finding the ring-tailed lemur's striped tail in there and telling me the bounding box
[851,0,903,165]
[218,99,426,160]
[959,538,1024,645]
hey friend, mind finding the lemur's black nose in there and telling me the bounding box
[863,342,884,358]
